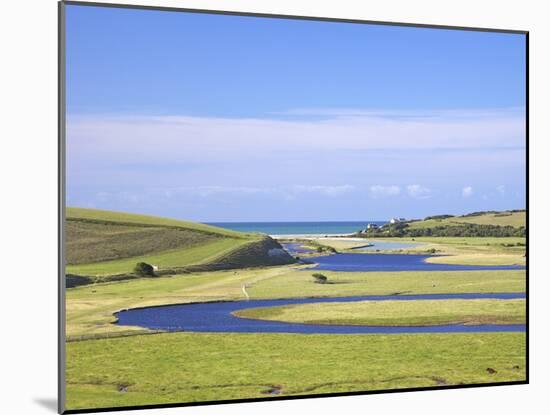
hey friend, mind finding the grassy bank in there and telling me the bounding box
[235,298,526,326]
[308,236,526,266]
[66,266,297,337]
[410,237,525,265]
[65,331,526,410]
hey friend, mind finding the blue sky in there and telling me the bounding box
[66,4,526,222]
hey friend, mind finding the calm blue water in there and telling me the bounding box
[280,243,525,272]
[310,253,525,272]
[354,241,422,251]
[116,293,526,334]
[283,243,315,254]
[207,221,386,235]
[283,241,423,255]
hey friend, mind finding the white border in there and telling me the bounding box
[2,1,547,414]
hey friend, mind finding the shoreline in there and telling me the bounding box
[272,234,357,239]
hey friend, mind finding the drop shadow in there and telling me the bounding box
[34,398,57,412]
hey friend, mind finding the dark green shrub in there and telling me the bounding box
[312,273,328,284]
[134,262,156,277]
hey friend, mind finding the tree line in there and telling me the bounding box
[357,222,525,238]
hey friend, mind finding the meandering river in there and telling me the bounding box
[116,293,525,334]
[115,241,525,334]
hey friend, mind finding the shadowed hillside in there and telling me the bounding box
[66,208,296,286]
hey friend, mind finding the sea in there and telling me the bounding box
[206,221,387,236]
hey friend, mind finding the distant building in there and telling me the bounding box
[366,223,379,230]
[389,217,406,224]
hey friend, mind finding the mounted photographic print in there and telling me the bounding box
[59,1,528,413]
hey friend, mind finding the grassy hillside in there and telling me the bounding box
[408,210,526,230]
[358,210,526,238]
[67,207,246,237]
[450,211,526,227]
[66,208,295,282]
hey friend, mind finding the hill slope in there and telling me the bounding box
[409,210,526,230]
[66,208,295,285]
[359,210,525,238]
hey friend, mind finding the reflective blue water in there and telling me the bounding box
[116,293,526,334]
[282,241,424,255]
[283,243,315,254]
[354,241,422,251]
[310,253,525,272]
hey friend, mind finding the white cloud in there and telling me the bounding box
[369,185,401,199]
[189,186,269,197]
[462,186,474,198]
[407,184,431,199]
[67,107,525,166]
[290,185,355,197]
[276,107,524,121]
[496,185,506,194]
[156,185,355,199]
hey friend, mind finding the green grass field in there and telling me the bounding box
[65,331,525,410]
[250,269,525,298]
[407,211,525,229]
[64,209,527,410]
[449,211,526,228]
[235,298,526,326]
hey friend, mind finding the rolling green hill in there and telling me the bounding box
[408,210,526,230]
[359,210,525,238]
[66,208,295,285]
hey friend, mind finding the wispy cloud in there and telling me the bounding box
[275,107,525,121]
[67,107,525,166]
[462,186,474,198]
[187,186,270,197]
[496,185,506,194]
[290,185,355,197]
[157,185,356,200]
[407,184,431,199]
[369,185,401,199]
